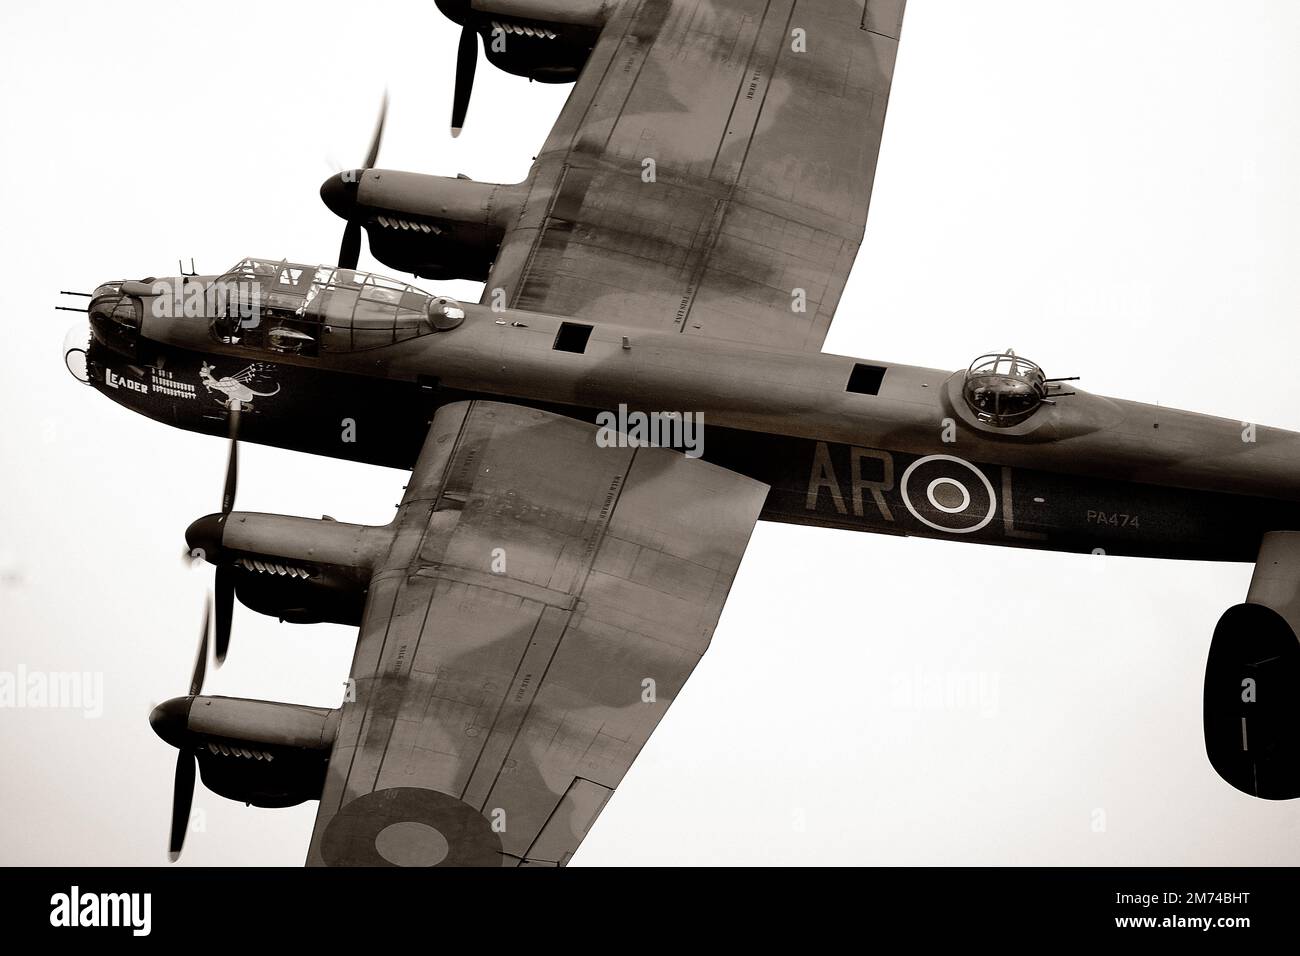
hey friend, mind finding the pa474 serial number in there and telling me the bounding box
[1087,510,1140,529]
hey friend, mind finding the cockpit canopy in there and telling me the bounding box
[962,350,1049,427]
[207,259,460,355]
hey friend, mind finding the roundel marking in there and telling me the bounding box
[926,477,971,514]
[901,455,996,534]
[375,821,451,866]
[320,786,503,867]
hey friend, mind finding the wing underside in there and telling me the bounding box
[307,401,767,866]
[487,0,907,352]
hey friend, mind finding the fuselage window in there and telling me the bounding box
[846,363,887,395]
[553,322,593,353]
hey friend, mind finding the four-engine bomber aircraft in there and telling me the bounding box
[61,0,1300,865]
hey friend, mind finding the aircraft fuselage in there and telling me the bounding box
[79,288,1300,563]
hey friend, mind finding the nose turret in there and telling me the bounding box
[86,282,141,358]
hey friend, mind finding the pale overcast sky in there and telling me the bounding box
[3,0,1300,865]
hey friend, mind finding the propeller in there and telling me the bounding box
[451,21,479,137]
[432,0,478,136]
[221,405,239,515]
[212,405,240,665]
[184,409,240,640]
[336,93,388,270]
[166,597,211,862]
[183,403,237,659]
[180,405,241,664]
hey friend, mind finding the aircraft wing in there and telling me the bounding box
[306,400,767,866]
[487,0,908,352]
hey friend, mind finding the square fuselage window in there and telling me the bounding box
[846,363,887,395]
[553,322,594,353]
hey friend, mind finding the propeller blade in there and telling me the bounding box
[167,750,196,862]
[363,90,388,170]
[165,590,213,861]
[214,565,234,667]
[338,220,362,271]
[451,23,478,137]
[333,92,387,271]
[221,406,240,515]
[189,596,210,697]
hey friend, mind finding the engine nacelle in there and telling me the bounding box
[437,0,611,82]
[319,171,524,281]
[186,511,394,626]
[151,696,339,807]
[1204,602,1300,799]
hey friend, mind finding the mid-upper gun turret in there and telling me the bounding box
[960,350,1077,429]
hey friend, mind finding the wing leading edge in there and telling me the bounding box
[487,0,907,352]
[307,401,768,866]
